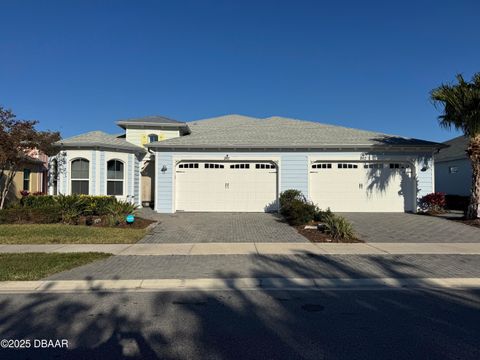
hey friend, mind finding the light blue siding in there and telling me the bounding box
[91,151,97,195]
[416,156,434,198]
[435,159,471,196]
[155,152,174,213]
[280,154,309,195]
[153,150,434,213]
[134,155,140,205]
[99,151,105,194]
[128,154,134,201]
[61,153,68,194]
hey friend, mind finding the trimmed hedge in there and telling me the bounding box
[21,195,57,208]
[2,194,138,226]
[20,194,118,216]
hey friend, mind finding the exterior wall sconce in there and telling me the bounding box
[161,165,168,173]
[224,155,230,160]
[421,164,429,172]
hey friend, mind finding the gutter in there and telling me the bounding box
[146,143,446,152]
[54,143,146,154]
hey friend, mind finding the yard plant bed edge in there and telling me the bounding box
[294,225,364,243]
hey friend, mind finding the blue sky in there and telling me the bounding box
[1,0,478,141]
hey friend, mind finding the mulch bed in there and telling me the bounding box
[294,225,363,243]
[114,217,156,229]
[78,216,156,229]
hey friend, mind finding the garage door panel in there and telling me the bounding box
[175,162,277,212]
[310,162,413,212]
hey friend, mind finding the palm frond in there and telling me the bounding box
[430,72,480,137]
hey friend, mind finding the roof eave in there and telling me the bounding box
[147,143,443,151]
[116,121,189,130]
[55,142,146,154]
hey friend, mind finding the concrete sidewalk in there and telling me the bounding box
[1,277,480,293]
[1,242,480,255]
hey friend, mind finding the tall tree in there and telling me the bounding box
[431,73,480,219]
[0,106,60,209]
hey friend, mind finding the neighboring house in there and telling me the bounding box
[435,135,471,196]
[51,114,444,213]
[1,153,48,204]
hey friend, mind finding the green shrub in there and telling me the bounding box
[314,208,333,222]
[0,206,62,224]
[105,200,138,226]
[7,194,136,226]
[20,195,57,208]
[323,214,355,241]
[279,189,304,208]
[55,194,87,224]
[279,190,317,225]
[82,196,117,216]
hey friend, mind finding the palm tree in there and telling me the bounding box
[431,73,480,219]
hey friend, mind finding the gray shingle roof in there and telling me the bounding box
[116,115,187,129]
[147,114,444,150]
[56,131,146,153]
[435,135,469,162]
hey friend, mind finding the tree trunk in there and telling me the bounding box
[466,135,480,219]
[0,169,17,210]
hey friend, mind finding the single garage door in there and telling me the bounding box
[309,162,414,212]
[175,161,277,212]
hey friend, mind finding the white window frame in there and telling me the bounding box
[70,158,90,195]
[106,159,125,196]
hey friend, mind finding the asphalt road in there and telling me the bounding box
[0,288,479,360]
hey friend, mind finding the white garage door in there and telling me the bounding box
[175,161,277,212]
[310,162,414,212]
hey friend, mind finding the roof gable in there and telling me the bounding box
[56,131,145,153]
[436,135,469,162]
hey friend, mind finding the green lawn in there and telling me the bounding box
[0,224,146,244]
[0,253,111,281]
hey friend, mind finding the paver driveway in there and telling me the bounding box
[139,212,308,243]
[341,213,480,243]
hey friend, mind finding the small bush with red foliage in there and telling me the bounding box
[419,192,446,213]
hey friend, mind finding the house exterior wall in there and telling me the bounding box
[435,158,471,196]
[3,165,44,202]
[52,149,142,205]
[154,150,434,213]
[125,127,180,147]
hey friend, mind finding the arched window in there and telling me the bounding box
[107,159,124,196]
[148,134,159,143]
[71,158,89,195]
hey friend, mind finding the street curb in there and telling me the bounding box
[0,277,480,293]
[1,242,480,255]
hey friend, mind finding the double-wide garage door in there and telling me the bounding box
[309,162,414,212]
[175,161,278,212]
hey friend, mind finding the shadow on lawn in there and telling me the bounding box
[1,254,480,359]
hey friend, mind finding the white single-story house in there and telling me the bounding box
[51,114,444,213]
[435,135,471,196]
